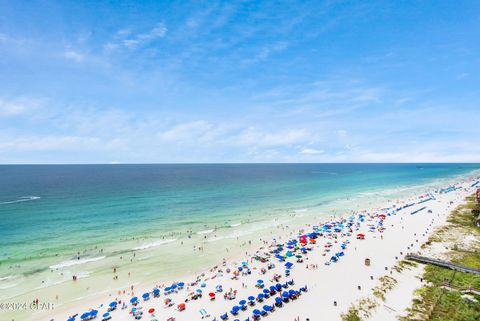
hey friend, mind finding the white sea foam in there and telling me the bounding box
[230,223,241,227]
[0,196,40,205]
[207,236,225,242]
[49,256,106,269]
[197,229,214,235]
[0,275,16,281]
[294,208,308,213]
[0,283,17,289]
[133,238,177,250]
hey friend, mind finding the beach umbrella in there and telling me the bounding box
[257,279,264,284]
[269,285,276,292]
[220,313,228,320]
[253,309,261,315]
[109,301,117,308]
[148,308,155,314]
[282,291,289,298]
[90,310,98,316]
[142,292,150,299]
[239,300,246,306]
[209,292,215,298]
[275,284,282,291]
[196,289,202,293]
[102,313,110,318]
[285,262,293,268]
[178,282,185,287]
[248,296,255,301]
[80,312,90,319]
[262,288,269,294]
[178,303,186,310]
[257,293,264,299]
[67,318,75,321]
[263,305,272,311]
[164,287,171,292]
[289,289,296,296]
[164,298,172,305]
[153,288,160,295]
[232,306,240,312]
[275,297,282,303]
[171,284,177,289]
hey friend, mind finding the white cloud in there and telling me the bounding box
[64,50,85,62]
[0,135,101,151]
[158,120,213,142]
[107,23,168,50]
[236,127,307,147]
[0,98,41,117]
[300,148,324,155]
[244,41,288,64]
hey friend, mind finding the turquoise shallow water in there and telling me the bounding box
[1,163,479,284]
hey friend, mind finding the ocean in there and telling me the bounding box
[1,163,479,307]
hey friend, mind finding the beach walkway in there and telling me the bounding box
[405,254,480,275]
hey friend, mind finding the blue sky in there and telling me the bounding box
[0,0,479,163]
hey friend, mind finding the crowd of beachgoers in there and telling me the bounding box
[42,176,479,321]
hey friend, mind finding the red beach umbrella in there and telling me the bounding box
[209,292,215,298]
[148,308,155,314]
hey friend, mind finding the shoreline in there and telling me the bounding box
[11,172,477,321]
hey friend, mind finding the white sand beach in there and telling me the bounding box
[24,175,479,321]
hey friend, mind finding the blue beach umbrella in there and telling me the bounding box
[289,290,296,296]
[102,312,110,318]
[257,293,264,299]
[269,285,276,292]
[253,309,261,315]
[67,318,75,321]
[257,279,264,284]
[282,291,289,298]
[109,301,117,307]
[275,284,282,291]
[232,306,240,313]
[239,300,246,306]
[285,262,293,268]
[248,296,255,301]
[263,305,272,311]
[275,297,282,303]
[142,292,149,299]
[90,310,98,316]
[178,282,185,287]
[80,312,90,319]
[262,288,269,294]
[153,288,160,295]
[130,296,138,303]
[196,289,202,293]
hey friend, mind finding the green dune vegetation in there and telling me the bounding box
[401,194,480,321]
